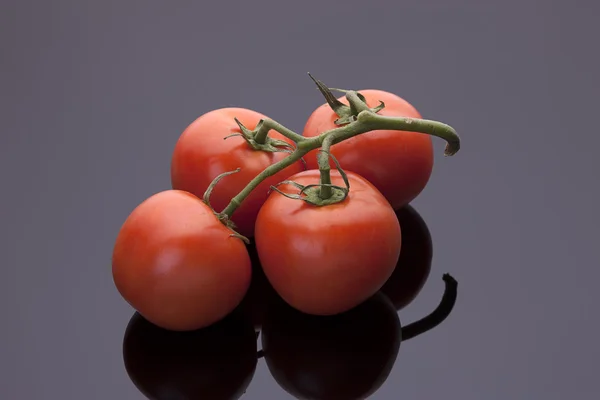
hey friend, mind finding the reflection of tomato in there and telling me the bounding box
[254,169,401,315]
[123,310,257,400]
[380,205,433,310]
[302,90,433,209]
[112,190,251,331]
[261,292,401,400]
[171,108,305,237]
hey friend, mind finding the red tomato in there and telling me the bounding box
[112,190,252,331]
[302,90,433,209]
[171,108,305,237]
[254,170,402,315]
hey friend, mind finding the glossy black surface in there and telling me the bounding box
[123,310,258,400]
[2,1,599,399]
[118,206,455,400]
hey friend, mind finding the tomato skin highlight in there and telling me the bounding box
[302,90,434,209]
[112,190,252,331]
[254,170,402,315]
[171,108,305,237]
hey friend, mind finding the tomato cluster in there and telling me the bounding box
[112,86,446,332]
[121,210,458,399]
[302,89,434,209]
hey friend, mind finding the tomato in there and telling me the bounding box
[112,190,252,331]
[254,169,402,315]
[171,107,305,237]
[302,90,433,209]
[261,291,401,399]
[123,310,257,399]
[380,205,433,310]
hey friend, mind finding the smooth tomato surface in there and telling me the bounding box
[112,190,252,331]
[302,90,433,209]
[254,170,402,315]
[171,108,305,237]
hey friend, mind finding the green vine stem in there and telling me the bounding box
[219,110,459,218]
[317,141,335,199]
[253,119,306,144]
[220,151,306,217]
[213,75,460,220]
[269,150,350,206]
[345,90,372,115]
[202,168,251,244]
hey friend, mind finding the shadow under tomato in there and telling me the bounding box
[238,239,280,332]
[240,204,433,331]
[122,308,258,400]
[260,291,401,400]
[380,204,433,310]
[258,273,457,400]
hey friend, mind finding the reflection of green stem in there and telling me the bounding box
[220,108,460,218]
[401,273,458,341]
[255,274,458,360]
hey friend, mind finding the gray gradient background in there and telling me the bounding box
[1,0,599,399]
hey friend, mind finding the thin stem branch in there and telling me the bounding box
[317,138,334,199]
[345,91,371,114]
[356,111,460,156]
[253,119,306,144]
[219,110,460,218]
[221,148,306,218]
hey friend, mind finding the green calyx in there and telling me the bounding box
[201,168,250,244]
[200,73,461,239]
[267,149,351,207]
[308,73,385,125]
[228,118,296,154]
[270,181,349,207]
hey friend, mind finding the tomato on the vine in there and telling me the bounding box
[302,90,433,209]
[171,108,305,237]
[112,190,252,331]
[254,169,402,315]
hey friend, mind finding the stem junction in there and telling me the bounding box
[204,74,461,234]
